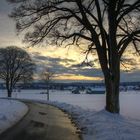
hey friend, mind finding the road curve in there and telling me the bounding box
[0,101,81,140]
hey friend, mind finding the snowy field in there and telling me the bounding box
[0,99,28,134]
[0,89,139,119]
[0,89,140,140]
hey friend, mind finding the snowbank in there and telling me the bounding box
[47,101,140,140]
[0,99,28,134]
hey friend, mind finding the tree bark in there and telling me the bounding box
[105,62,120,113]
[103,1,120,113]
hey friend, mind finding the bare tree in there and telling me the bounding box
[41,68,54,101]
[0,46,35,97]
[8,0,140,113]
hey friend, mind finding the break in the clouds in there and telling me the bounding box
[32,52,140,82]
[32,52,103,81]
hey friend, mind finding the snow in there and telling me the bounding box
[0,99,28,134]
[47,102,140,140]
[0,89,140,139]
[0,89,139,119]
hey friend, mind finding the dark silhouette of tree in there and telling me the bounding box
[8,0,140,113]
[0,46,35,97]
[41,68,54,101]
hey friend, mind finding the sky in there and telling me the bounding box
[0,0,140,83]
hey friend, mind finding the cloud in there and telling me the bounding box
[34,54,75,63]
[31,52,104,81]
[121,70,140,82]
[30,52,140,82]
[32,52,75,72]
[0,0,12,14]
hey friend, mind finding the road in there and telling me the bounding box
[0,101,81,140]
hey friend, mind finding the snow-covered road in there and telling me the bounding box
[0,101,80,140]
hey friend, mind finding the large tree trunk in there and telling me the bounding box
[104,1,120,113]
[96,45,120,113]
[105,62,120,113]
